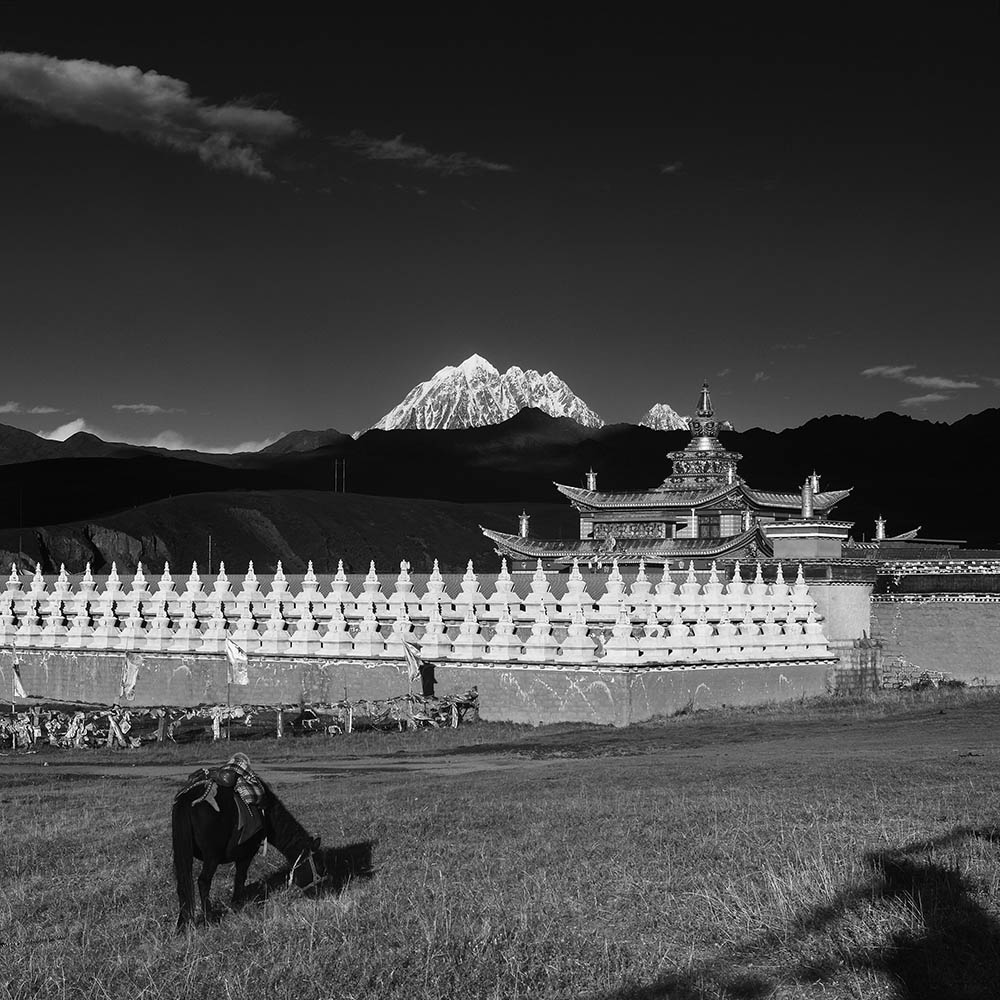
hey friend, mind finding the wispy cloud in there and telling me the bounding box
[0,400,60,414]
[862,365,916,379]
[659,161,683,175]
[903,375,979,390]
[0,51,298,179]
[38,417,276,453]
[862,365,979,390]
[716,368,732,377]
[900,393,952,408]
[753,371,770,382]
[112,402,184,415]
[773,343,807,352]
[332,131,512,176]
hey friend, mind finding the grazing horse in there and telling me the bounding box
[172,776,324,931]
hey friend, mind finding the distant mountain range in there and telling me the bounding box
[5,403,1000,569]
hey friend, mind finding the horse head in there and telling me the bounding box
[289,836,325,888]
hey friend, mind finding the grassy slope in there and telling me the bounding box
[4,689,1000,999]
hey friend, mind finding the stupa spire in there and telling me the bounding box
[662,380,742,488]
[697,381,713,418]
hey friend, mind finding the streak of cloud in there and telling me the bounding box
[862,365,915,379]
[0,400,60,414]
[862,365,978,390]
[0,51,298,179]
[900,393,952,407]
[331,130,512,176]
[659,161,683,175]
[112,402,184,415]
[902,375,979,390]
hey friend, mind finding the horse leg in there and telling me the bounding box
[232,854,253,910]
[197,859,220,924]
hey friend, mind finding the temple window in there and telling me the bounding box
[698,514,721,539]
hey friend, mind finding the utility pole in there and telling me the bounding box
[333,458,347,493]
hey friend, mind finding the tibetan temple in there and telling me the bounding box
[483,383,854,570]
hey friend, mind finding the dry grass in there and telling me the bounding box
[4,689,1000,999]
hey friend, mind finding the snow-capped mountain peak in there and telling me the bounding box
[454,353,497,376]
[369,354,605,431]
[638,403,690,431]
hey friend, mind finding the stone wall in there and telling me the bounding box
[0,646,835,727]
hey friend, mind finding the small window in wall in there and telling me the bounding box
[698,514,721,539]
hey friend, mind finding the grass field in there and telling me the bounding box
[4,690,1000,999]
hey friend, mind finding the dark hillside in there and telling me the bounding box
[0,490,575,575]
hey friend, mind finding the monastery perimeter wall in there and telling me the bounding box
[0,647,839,727]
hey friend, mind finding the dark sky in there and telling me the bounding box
[1,11,997,448]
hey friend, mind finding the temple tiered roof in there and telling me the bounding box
[555,484,739,510]
[741,487,851,510]
[556,483,852,512]
[481,525,770,566]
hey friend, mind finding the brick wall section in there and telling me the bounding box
[824,637,882,695]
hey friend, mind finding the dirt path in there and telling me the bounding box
[0,753,557,783]
[4,698,998,786]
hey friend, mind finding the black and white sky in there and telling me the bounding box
[1,10,997,448]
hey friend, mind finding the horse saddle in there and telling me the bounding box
[184,766,264,846]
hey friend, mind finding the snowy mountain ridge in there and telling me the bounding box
[369,354,605,431]
[638,402,690,431]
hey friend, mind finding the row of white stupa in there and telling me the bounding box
[0,559,831,663]
[3,558,819,617]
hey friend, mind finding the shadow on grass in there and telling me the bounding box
[242,840,376,907]
[601,826,1000,1000]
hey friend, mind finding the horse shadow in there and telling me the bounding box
[241,839,376,907]
[597,826,1000,999]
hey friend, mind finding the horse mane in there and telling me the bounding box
[261,781,316,857]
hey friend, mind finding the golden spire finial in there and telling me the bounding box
[697,381,713,418]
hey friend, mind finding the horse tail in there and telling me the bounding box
[172,794,196,932]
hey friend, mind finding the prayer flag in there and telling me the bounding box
[225,636,249,685]
[120,651,141,701]
[400,638,422,683]
[10,660,26,700]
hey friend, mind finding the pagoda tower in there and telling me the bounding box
[662,382,743,490]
